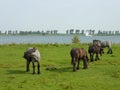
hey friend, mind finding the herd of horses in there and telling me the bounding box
[71,40,112,72]
[23,40,112,74]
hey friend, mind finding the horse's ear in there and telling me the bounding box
[33,47,36,51]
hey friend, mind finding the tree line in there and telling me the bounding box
[0,29,119,35]
[0,30,58,35]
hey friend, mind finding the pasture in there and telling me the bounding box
[0,44,120,90]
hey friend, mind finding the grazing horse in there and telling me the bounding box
[70,48,89,72]
[101,41,112,54]
[93,40,112,54]
[24,47,40,74]
[88,44,104,62]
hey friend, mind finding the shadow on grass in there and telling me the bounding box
[7,69,26,74]
[46,66,72,73]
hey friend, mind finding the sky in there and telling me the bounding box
[0,0,120,33]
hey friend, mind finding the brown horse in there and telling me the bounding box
[70,48,89,72]
[88,44,104,62]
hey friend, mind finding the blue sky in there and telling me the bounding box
[0,0,120,33]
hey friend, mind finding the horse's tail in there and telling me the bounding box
[86,55,89,62]
[71,57,75,65]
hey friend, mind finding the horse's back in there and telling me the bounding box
[25,47,40,61]
[70,48,80,57]
[31,49,40,61]
[101,41,112,48]
[71,48,88,60]
[79,48,87,57]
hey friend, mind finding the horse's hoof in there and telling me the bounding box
[73,69,76,72]
[26,70,30,72]
[83,67,88,69]
[32,72,35,74]
[38,72,41,74]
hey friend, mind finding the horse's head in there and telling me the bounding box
[23,52,30,59]
[100,47,104,56]
[23,47,37,60]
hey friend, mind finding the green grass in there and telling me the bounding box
[0,44,120,90]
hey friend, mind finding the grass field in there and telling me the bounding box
[0,43,120,90]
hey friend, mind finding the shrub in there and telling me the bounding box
[72,35,80,44]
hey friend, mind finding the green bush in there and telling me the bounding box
[72,34,80,44]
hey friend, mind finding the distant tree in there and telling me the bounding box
[46,30,50,34]
[72,34,80,44]
[92,30,95,35]
[8,30,12,34]
[105,31,109,35]
[50,30,53,34]
[53,30,58,34]
[89,29,92,35]
[109,31,112,35]
[28,31,32,34]
[15,30,18,34]
[75,29,80,34]
[103,31,106,35]
[115,31,119,35]
[12,31,15,35]
[19,31,23,35]
[36,30,41,34]
[81,29,84,35]
[41,30,45,35]
[112,31,115,35]
[66,30,69,34]
[5,31,7,35]
[97,30,102,35]
[70,29,74,34]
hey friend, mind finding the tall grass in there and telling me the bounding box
[0,44,120,90]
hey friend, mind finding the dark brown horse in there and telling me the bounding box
[70,48,89,72]
[88,44,104,62]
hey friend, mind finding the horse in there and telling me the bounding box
[70,48,89,72]
[24,47,41,74]
[93,40,112,54]
[101,41,112,54]
[88,44,104,62]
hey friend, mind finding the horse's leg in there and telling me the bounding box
[90,53,93,62]
[110,48,113,54]
[97,54,100,60]
[71,57,73,65]
[90,54,92,62]
[92,53,94,61]
[26,60,30,72]
[83,57,88,69]
[95,53,99,61]
[72,57,76,72]
[37,62,40,74]
[107,48,110,54]
[77,59,80,70]
[73,63,76,72]
[32,62,35,74]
